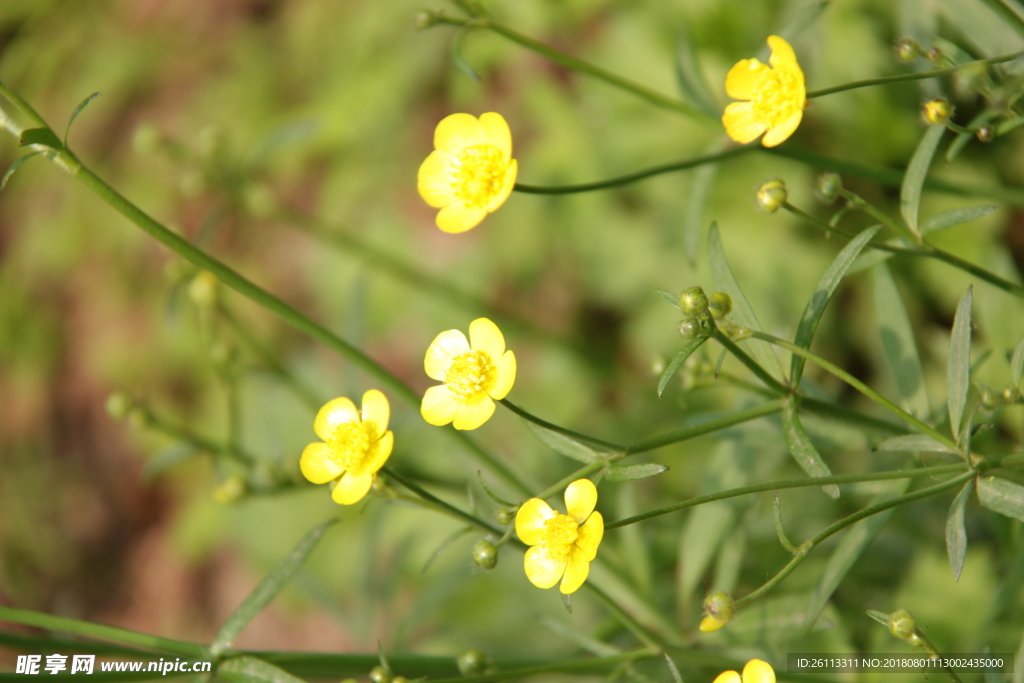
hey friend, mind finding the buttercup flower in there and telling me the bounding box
[417,112,518,233]
[421,317,516,430]
[722,36,806,147]
[300,390,394,505]
[515,479,604,594]
[712,659,775,683]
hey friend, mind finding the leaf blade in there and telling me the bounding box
[64,91,101,146]
[901,124,946,237]
[978,476,1024,521]
[946,479,973,582]
[875,434,956,453]
[219,656,309,683]
[524,420,600,464]
[19,127,63,150]
[657,336,707,397]
[872,263,930,418]
[1011,335,1024,387]
[604,463,669,482]
[948,285,973,438]
[1,151,43,191]
[782,401,840,499]
[922,204,996,235]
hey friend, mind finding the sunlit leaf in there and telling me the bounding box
[19,127,62,149]
[921,205,996,235]
[64,91,101,146]
[524,420,600,464]
[1,151,43,191]
[782,401,839,499]
[946,479,972,582]
[872,263,930,418]
[604,463,668,482]
[219,656,308,683]
[977,476,1024,522]
[901,125,945,237]
[1011,335,1024,387]
[657,337,707,397]
[653,287,681,309]
[947,286,973,439]
[875,434,956,453]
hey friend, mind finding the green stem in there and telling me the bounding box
[583,584,663,650]
[434,16,713,122]
[799,396,908,434]
[513,148,751,195]
[604,463,967,529]
[748,330,961,451]
[425,647,659,683]
[733,471,974,608]
[499,399,624,452]
[838,188,920,244]
[623,400,786,456]
[710,328,790,395]
[383,467,505,538]
[145,410,257,468]
[806,50,1024,98]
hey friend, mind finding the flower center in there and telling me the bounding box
[445,350,495,400]
[327,421,373,473]
[543,513,579,557]
[751,69,802,127]
[451,144,506,208]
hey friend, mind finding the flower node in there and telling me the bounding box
[756,179,787,213]
[922,98,952,125]
[977,125,994,143]
[895,37,919,63]
[816,172,842,203]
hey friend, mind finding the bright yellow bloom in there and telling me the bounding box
[515,479,604,594]
[700,615,727,632]
[722,36,806,147]
[421,317,516,430]
[417,112,518,233]
[712,659,775,683]
[300,390,394,505]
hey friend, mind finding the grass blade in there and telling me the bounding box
[946,479,973,582]
[872,263,930,418]
[674,27,718,117]
[658,337,707,397]
[1,151,43,191]
[220,656,309,683]
[947,286,973,439]
[524,420,600,464]
[978,476,1024,521]
[64,92,101,146]
[921,205,996,235]
[782,400,840,499]
[875,434,956,453]
[901,124,946,237]
[653,287,681,309]
[604,463,669,482]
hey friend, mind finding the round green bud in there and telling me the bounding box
[457,650,489,677]
[472,539,498,569]
[889,608,916,640]
[816,172,843,203]
[756,180,787,214]
[678,318,701,340]
[977,125,994,143]
[979,387,998,410]
[703,591,735,624]
[677,286,709,317]
[495,508,514,526]
[413,10,437,29]
[369,666,391,683]
[926,46,944,64]
[105,392,133,421]
[922,98,953,125]
[708,292,732,319]
[1003,386,1021,404]
[894,37,920,63]
[132,123,162,156]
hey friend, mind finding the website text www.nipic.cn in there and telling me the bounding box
[15,655,213,675]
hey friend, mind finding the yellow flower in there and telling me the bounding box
[300,390,394,505]
[417,112,518,233]
[712,659,775,683]
[722,36,806,147]
[515,479,604,594]
[421,317,516,430]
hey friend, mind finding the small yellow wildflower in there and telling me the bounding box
[417,112,518,233]
[712,659,775,683]
[421,318,516,430]
[300,390,394,505]
[722,36,806,147]
[515,479,604,594]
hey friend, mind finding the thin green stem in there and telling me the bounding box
[583,584,663,650]
[800,396,908,435]
[605,463,967,529]
[733,471,974,608]
[145,409,257,468]
[383,467,505,538]
[425,647,659,683]
[499,399,624,452]
[513,148,751,195]
[623,400,786,456]
[806,50,1024,98]
[838,189,920,245]
[748,330,961,451]
[710,328,790,395]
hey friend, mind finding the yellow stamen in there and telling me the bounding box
[327,421,372,472]
[751,70,802,128]
[543,513,579,557]
[445,350,496,399]
[451,144,505,207]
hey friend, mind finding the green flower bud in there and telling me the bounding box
[894,37,920,63]
[889,608,916,640]
[756,179,787,214]
[922,98,953,125]
[926,46,944,64]
[678,318,700,340]
[105,392,134,421]
[980,387,998,410]
[977,125,994,143]
[678,286,709,317]
[1003,386,1021,404]
[472,539,498,569]
[369,666,391,683]
[495,508,514,526]
[699,591,735,632]
[457,649,490,677]
[816,172,843,203]
[708,292,732,319]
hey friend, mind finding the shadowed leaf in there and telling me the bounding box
[946,479,972,581]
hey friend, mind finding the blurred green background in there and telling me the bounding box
[1,0,1023,681]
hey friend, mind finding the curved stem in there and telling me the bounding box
[733,471,974,607]
[622,400,786,456]
[710,328,790,395]
[806,50,1024,98]
[583,583,663,650]
[499,399,624,452]
[604,463,967,530]
[384,467,505,538]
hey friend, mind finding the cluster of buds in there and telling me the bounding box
[677,287,732,340]
[979,385,1022,410]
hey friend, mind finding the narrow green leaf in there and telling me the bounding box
[64,92,101,146]
[707,222,784,380]
[782,401,839,499]
[996,115,1024,136]
[211,519,336,655]
[946,479,973,582]
[663,654,684,683]
[673,27,718,117]
[977,476,1024,521]
[604,463,669,482]
[653,287,681,309]
[921,205,996,234]
[682,156,719,266]
[866,609,890,626]
[540,616,620,657]
[420,526,472,575]
[657,337,707,397]
[476,471,515,507]
[1,151,42,190]
[791,225,880,385]
[948,285,973,438]
[900,124,946,237]
[219,656,309,683]
[875,434,956,453]
[1011,335,1024,387]
[524,420,600,464]
[872,263,930,418]
[19,126,63,150]
[450,29,480,81]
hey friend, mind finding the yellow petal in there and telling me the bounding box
[565,479,598,524]
[725,58,770,100]
[314,397,358,441]
[417,151,456,208]
[523,544,567,589]
[761,110,803,147]
[699,615,726,632]
[742,660,775,683]
[434,112,484,153]
[559,545,590,594]
[574,510,603,561]
[516,497,557,545]
[722,101,767,145]
[469,317,505,358]
[452,396,495,430]
[299,442,342,484]
[487,349,516,400]
[485,158,517,213]
[425,329,470,381]
[436,200,488,233]
[362,430,394,475]
[712,672,741,683]
[332,471,374,505]
[479,112,512,162]
[767,36,798,71]
[421,384,461,426]
[360,389,390,434]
